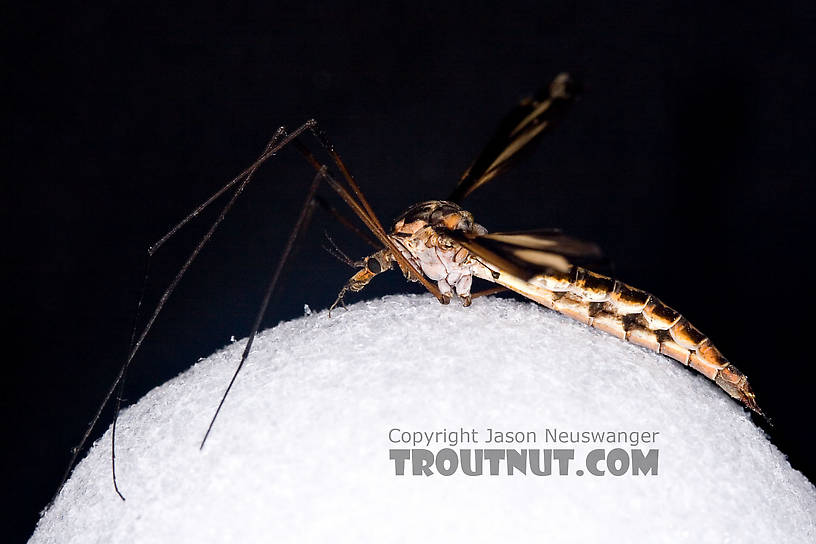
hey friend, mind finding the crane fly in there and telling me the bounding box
[52,72,764,507]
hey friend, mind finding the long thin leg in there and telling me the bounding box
[196,132,453,445]
[198,147,436,445]
[199,168,325,449]
[51,118,439,506]
[150,125,298,254]
[159,120,440,302]
[109,255,150,500]
[321,166,445,300]
[293,137,446,302]
[51,123,313,506]
[107,131,288,500]
[470,286,507,300]
[309,128,388,235]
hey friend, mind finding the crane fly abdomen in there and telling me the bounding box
[497,265,762,415]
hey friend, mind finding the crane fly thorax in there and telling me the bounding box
[384,200,491,305]
[331,201,488,309]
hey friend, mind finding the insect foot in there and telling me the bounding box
[329,286,351,316]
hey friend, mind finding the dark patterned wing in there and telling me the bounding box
[443,228,604,280]
[448,73,581,203]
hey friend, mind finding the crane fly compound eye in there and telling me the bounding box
[366,258,382,274]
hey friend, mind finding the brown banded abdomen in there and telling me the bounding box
[531,267,731,386]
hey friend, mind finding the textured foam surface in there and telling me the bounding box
[32,295,816,543]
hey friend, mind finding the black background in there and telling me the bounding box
[6,2,815,540]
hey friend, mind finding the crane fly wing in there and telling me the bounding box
[443,228,604,281]
[483,230,603,259]
[448,73,581,203]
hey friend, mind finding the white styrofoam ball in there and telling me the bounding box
[32,295,816,543]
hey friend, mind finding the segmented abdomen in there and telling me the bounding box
[495,266,762,415]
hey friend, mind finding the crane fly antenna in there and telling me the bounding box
[322,231,359,268]
[200,167,324,449]
[313,195,381,250]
